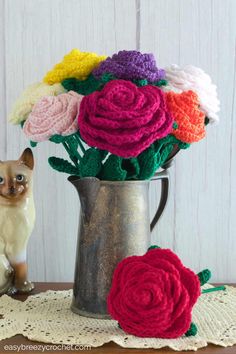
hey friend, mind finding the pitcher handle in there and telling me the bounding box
[150,169,170,232]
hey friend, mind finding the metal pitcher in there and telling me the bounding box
[68,169,169,319]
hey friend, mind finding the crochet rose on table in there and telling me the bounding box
[107,246,225,339]
[107,247,201,338]
[9,49,220,181]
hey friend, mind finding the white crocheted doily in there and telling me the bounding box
[0,285,236,351]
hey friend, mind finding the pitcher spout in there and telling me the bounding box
[68,176,100,222]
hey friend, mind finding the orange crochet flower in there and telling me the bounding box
[166,91,205,143]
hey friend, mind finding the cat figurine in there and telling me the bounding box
[0,148,35,294]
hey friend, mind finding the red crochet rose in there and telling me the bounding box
[107,248,200,338]
[78,80,173,158]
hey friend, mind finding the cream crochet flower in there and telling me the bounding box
[164,64,220,123]
[9,82,66,124]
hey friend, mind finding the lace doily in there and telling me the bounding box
[0,285,236,351]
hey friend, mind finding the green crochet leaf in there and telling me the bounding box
[99,149,109,160]
[133,79,148,87]
[48,157,79,175]
[80,148,102,178]
[62,74,101,95]
[100,155,127,181]
[185,323,198,337]
[173,122,178,130]
[30,141,38,147]
[50,134,67,144]
[154,135,190,151]
[153,79,168,87]
[158,144,174,168]
[138,145,158,180]
[100,72,116,84]
[197,269,212,286]
[121,158,140,180]
[148,245,161,250]
[62,73,117,96]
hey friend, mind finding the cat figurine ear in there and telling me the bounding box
[18,148,34,170]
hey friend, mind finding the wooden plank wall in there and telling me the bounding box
[0,0,235,282]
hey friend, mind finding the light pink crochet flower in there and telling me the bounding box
[23,91,82,142]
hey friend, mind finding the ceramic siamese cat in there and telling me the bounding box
[0,148,35,294]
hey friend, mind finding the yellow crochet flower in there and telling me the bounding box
[9,82,66,124]
[43,49,107,84]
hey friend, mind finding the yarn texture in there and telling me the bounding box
[78,79,173,158]
[23,91,82,142]
[9,48,220,181]
[9,82,66,124]
[166,91,206,143]
[93,50,165,83]
[107,248,201,338]
[165,64,220,123]
[44,49,107,85]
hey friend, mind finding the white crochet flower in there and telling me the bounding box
[164,64,220,123]
[9,82,66,124]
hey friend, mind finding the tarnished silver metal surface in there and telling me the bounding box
[68,173,169,318]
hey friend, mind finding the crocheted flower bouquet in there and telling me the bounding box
[9,49,219,180]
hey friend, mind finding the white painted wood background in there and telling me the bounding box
[0,0,235,282]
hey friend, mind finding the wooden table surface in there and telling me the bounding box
[0,282,235,354]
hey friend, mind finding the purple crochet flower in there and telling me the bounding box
[92,50,165,83]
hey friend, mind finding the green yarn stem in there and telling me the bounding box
[202,286,226,294]
[66,135,82,162]
[197,269,212,286]
[185,323,198,337]
[74,133,86,154]
[62,141,79,166]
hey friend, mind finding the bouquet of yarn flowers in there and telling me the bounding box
[9,49,222,341]
[9,49,219,180]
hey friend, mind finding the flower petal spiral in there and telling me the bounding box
[93,50,165,83]
[23,91,82,142]
[44,49,107,85]
[9,82,66,124]
[107,248,201,338]
[165,64,220,123]
[78,79,173,158]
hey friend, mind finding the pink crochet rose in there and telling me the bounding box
[23,91,82,142]
[78,80,173,158]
